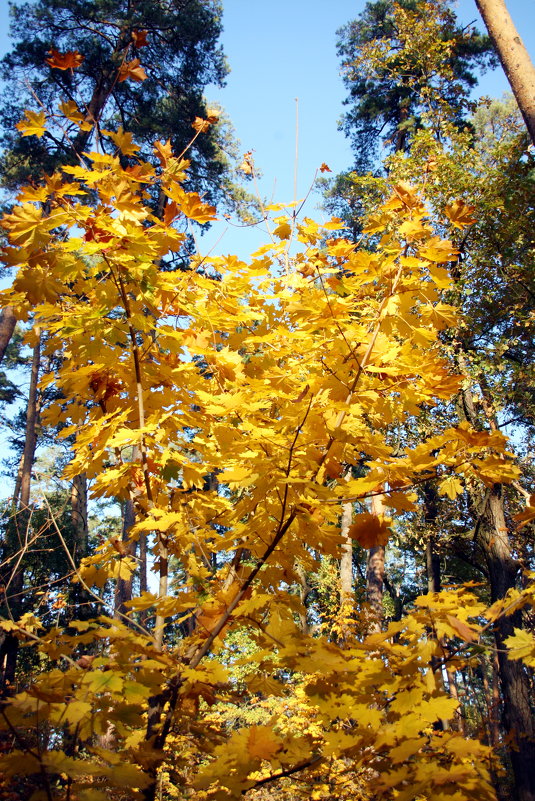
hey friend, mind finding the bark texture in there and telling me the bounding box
[475,0,535,145]
[0,306,17,364]
[367,494,386,632]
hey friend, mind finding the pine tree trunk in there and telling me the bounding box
[475,0,535,145]
[456,360,535,799]
[481,484,535,801]
[13,332,41,509]
[366,494,386,632]
[0,306,16,364]
[71,473,88,561]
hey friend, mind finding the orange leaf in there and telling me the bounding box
[46,49,84,70]
[153,139,173,168]
[192,117,211,133]
[247,726,281,761]
[164,201,180,226]
[446,615,478,643]
[444,199,477,230]
[347,513,390,548]
[118,58,147,83]
[320,162,332,173]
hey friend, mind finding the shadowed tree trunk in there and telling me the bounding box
[1,329,41,695]
[71,473,88,561]
[454,348,535,801]
[115,498,137,623]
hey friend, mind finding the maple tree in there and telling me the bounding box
[0,72,534,800]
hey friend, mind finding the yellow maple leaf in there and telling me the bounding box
[247,725,281,761]
[438,475,463,500]
[348,512,390,548]
[16,110,46,138]
[105,126,140,156]
[504,628,535,665]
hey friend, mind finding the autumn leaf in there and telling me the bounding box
[105,126,140,156]
[446,615,478,643]
[192,116,212,133]
[16,110,46,138]
[118,58,147,83]
[347,512,390,548]
[504,628,535,666]
[273,216,292,240]
[239,150,254,175]
[438,475,463,500]
[444,199,477,229]
[320,162,332,172]
[46,48,84,70]
[131,29,149,48]
[59,100,93,131]
[247,726,281,761]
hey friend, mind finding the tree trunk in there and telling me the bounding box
[456,362,535,799]
[71,473,88,561]
[115,498,137,623]
[481,484,535,801]
[340,501,353,606]
[1,330,41,695]
[0,306,16,364]
[475,0,535,145]
[366,494,386,632]
[13,332,41,509]
[296,562,311,635]
[424,482,441,594]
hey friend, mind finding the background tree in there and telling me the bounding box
[0,0,243,209]
[329,2,535,797]
[336,0,496,171]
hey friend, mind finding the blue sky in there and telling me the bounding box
[0,0,533,257]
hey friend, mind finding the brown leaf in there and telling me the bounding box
[46,49,84,70]
[118,58,147,83]
[131,30,148,48]
[446,615,478,643]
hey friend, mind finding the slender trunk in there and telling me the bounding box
[115,498,137,622]
[424,482,441,594]
[295,562,310,635]
[1,330,41,695]
[366,494,386,632]
[339,501,353,641]
[0,306,16,364]
[475,0,535,145]
[13,332,41,508]
[71,473,88,561]
[340,502,353,606]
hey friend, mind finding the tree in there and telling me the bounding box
[475,0,535,144]
[0,0,239,208]
[331,3,535,796]
[0,90,529,799]
[336,0,496,171]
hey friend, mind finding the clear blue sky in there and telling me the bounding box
[0,0,534,257]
